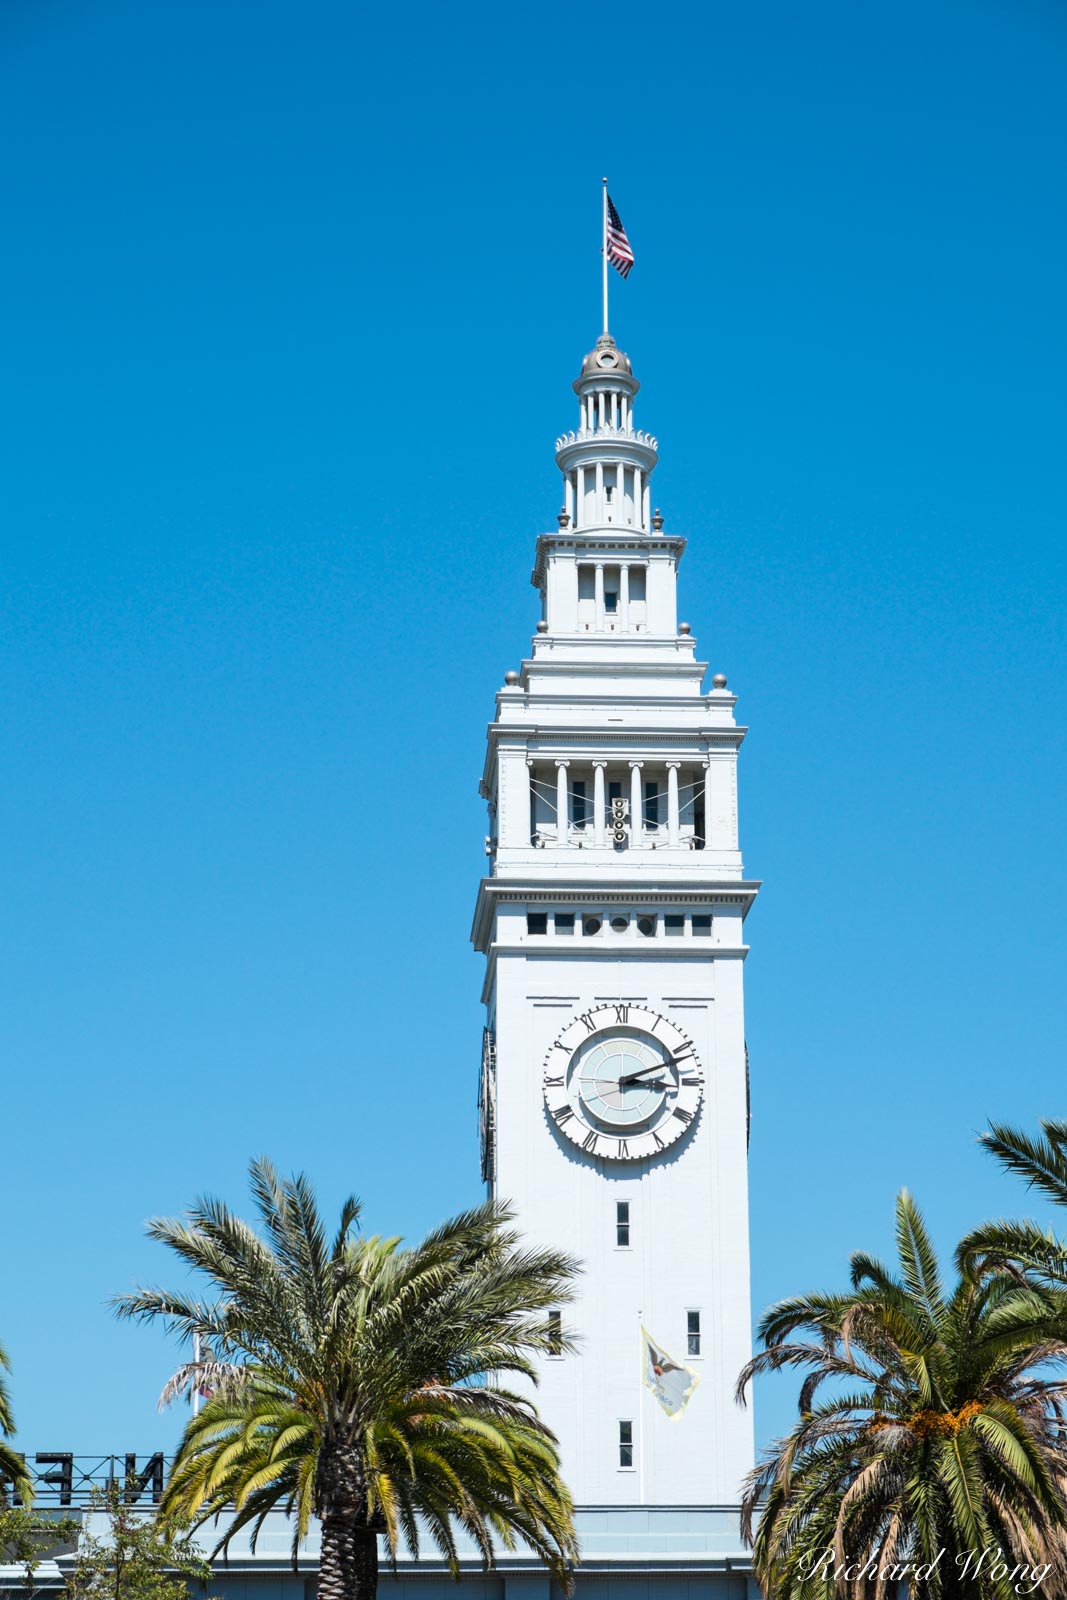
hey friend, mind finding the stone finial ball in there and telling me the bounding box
[504,670,520,686]
[712,672,728,689]
[536,620,549,633]
[678,622,691,635]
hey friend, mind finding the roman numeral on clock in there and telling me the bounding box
[581,1130,598,1153]
[544,1076,564,1087]
[552,1105,574,1126]
[614,1005,629,1024]
[681,1074,703,1087]
[673,1106,694,1125]
[615,1138,629,1158]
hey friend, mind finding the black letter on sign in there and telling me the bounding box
[124,1453,164,1504]
[35,1454,74,1505]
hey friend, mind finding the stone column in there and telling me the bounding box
[629,761,644,847]
[620,564,630,632]
[555,761,569,846]
[593,761,607,847]
[666,761,681,847]
[701,759,711,848]
[595,460,604,523]
[594,562,605,631]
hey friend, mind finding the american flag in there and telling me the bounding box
[606,194,634,278]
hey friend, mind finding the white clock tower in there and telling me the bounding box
[473,331,759,1511]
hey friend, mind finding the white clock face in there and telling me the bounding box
[542,1004,703,1161]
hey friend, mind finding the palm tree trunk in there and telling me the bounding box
[316,1443,379,1600]
[318,1511,378,1600]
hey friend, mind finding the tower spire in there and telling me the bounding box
[555,333,657,533]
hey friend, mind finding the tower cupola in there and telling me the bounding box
[555,333,659,532]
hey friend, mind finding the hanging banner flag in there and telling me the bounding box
[642,1327,699,1419]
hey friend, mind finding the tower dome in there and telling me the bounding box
[574,332,638,390]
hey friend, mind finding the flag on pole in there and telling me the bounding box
[606,194,635,278]
[642,1327,698,1418]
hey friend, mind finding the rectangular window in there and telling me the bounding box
[628,566,647,601]
[572,781,587,826]
[616,1200,631,1247]
[547,1309,563,1357]
[555,912,575,935]
[692,914,712,936]
[526,913,548,935]
[577,565,596,600]
[687,1310,702,1357]
[665,914,685,934]
[608,780,622,804]
[604,590,618,613]
[643,781,660,828]
[618,1420,634,1469]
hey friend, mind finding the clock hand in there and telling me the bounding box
[617,1051,692,1088]
[617,1069,671,1089]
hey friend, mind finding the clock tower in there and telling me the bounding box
[473,331,758,1510]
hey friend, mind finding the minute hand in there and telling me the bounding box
[618,1053,691,1088]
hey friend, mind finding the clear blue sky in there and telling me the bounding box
[2,0,1065,1466]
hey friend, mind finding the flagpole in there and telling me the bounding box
[602,176,609,335]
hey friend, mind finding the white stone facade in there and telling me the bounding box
[473,334,760,1511]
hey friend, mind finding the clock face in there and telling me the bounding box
[542,1005,703,1161]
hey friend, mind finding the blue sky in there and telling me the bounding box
[1,0,1065,1466]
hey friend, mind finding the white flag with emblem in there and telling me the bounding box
[642,1327,698,1419]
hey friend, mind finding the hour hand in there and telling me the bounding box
[618,1066,671,1088]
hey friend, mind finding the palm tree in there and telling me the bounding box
[114,1158,580,1600]
[959,1121,1067,1285]
[737,1190,1067,1600]
[0,1340,32,1507]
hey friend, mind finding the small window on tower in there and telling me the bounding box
[604,484,614,503]
[665,914,685,934]
[644,782,660,828]
[582,916,602,936]
[572,781,588,826]
[693,914,712,936]
[616,1201,631,1247]
[526,913,548,935]
[604,590,618,613]
[555,912,575,935]
[687,1310,702,1357]
[637,916,656,938]
[618,1420,634,1470]
[547,1309,563,1357]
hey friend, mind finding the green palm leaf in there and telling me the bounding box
[0,1340,32,1507]
[115,1159,580,1600]
[739,1189,1067,1600]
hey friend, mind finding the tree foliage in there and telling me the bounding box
[738,1190,1067,1600]
[115,1158,580,1600]
[62,1485,208,1600]
[0,1342,32,1509]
